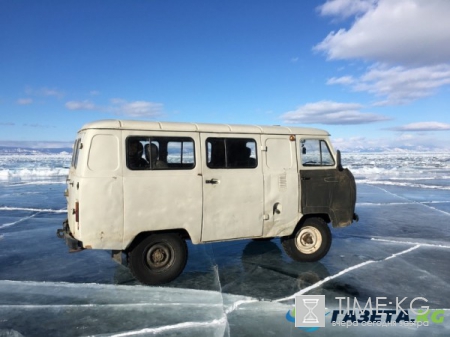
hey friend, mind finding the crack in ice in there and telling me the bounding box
[370,185,450,216]
[0,212,41,229]
[103,317,228,336]
[218,245,423,314]
[0,206,66,213]
[212,264,231,336]
[224,299,259,315]
[0,303,224,309]
[360,180,450,191]
[273,245,421,303]
[372,238,450,249]
[357,201,450,206]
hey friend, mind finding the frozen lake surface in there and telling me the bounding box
[0,151,450,336]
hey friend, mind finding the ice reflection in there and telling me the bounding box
[113,239,332,302]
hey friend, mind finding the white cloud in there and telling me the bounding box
[390,122,450,132]
[315,0,450,66]
[110,99,163,118]
[331,136,379,151]
[65,100,97,110]
[332,134,450,151]
[23,123,55,128]
[110,98,125,105]
[328,64,450,105]
[281,100,390,125]
[326,76,355,85]
[318,0,377,19]
[17,98,33,105]
[41,88,63,97]
[25,86,65,98]
[315,0,450,106]
[65,98,163,118]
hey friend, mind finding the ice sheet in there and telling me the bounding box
[1,152,450,336]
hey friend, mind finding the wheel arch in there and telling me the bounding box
[125,228,191,253]
[295,213,330,233]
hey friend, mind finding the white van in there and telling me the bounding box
[57,120,358,285]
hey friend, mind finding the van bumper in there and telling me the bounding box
[57,219,84,253]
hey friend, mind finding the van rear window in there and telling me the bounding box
[126,137,195,170]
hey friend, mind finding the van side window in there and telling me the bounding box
[72,139,81,169]
[71,140,78,167]
[206,138,257,169]
[300,139,335,167]
[126,137,195,170]
[167,141,195,165]
[127,138,148,170]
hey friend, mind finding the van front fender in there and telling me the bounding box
[301,168,357,228]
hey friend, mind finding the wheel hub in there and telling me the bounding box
[301,232,314,245]
[146,244,171,268]
[295,226,322,254]
[152,249,165,263]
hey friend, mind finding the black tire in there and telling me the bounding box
[281,217,331,262]
[128,233,187,285]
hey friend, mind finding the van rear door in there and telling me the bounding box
[79,130,124,248]
[66,134,84,238]
[200,134,264,241]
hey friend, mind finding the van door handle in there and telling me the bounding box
[301,177,311,181]
[206,178,220,184]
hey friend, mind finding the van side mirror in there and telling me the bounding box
[302,147,306,155]
[336,150,343,171]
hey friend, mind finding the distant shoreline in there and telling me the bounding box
[0,146,72,155]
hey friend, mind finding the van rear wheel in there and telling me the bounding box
[281,217,331,262]
[128,233,187,285]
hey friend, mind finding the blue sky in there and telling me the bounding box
[1,0,449,151]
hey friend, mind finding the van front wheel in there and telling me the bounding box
[128,233,188,285]
[281,218,331,262]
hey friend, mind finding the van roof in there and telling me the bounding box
[80,119,330,136]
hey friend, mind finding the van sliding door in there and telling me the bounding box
[200,134,264,241]
[261,136,299,235]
